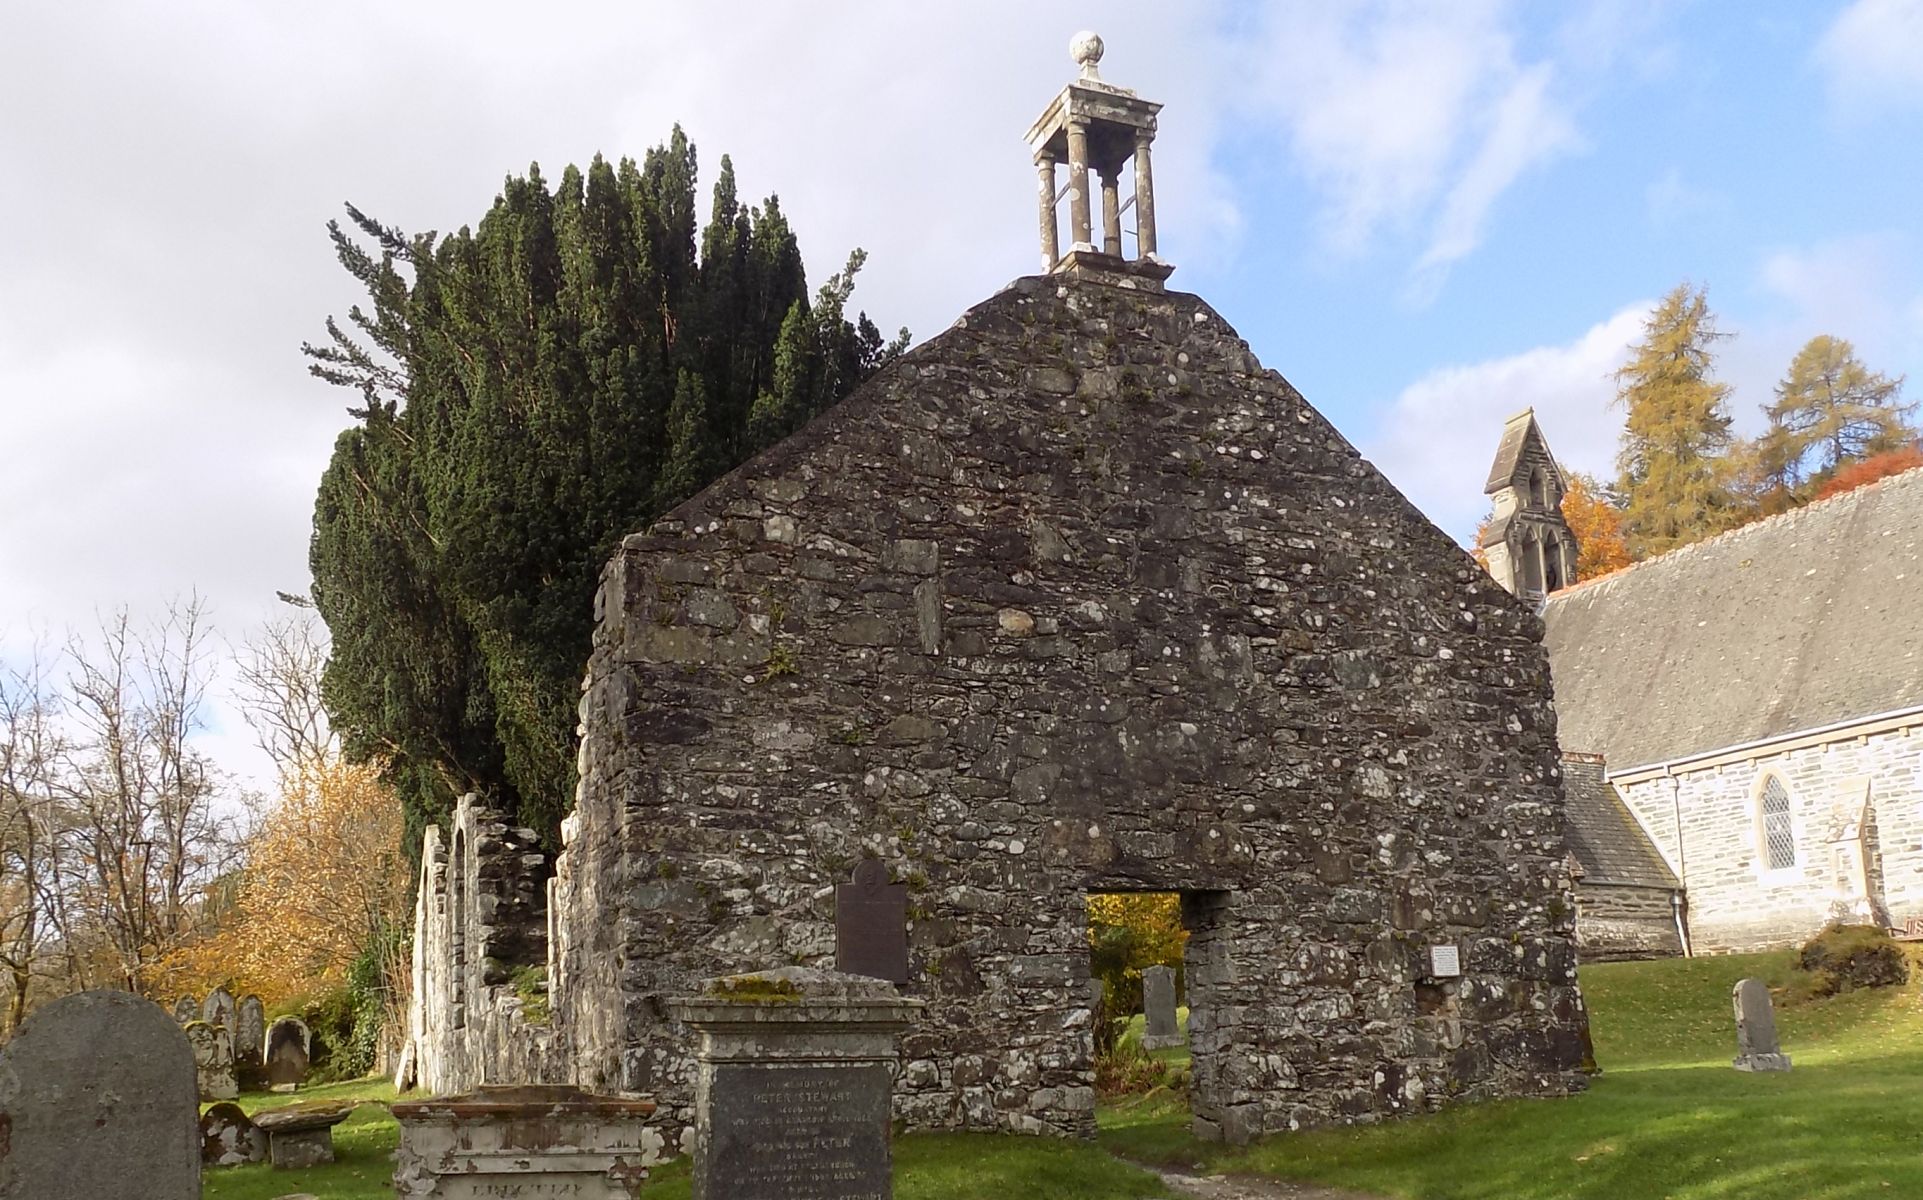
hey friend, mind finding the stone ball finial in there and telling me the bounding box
[1070,31,1104,79]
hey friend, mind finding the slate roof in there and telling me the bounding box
[1543,466,1923,771]
[1483,409,1565,495]
[1561,756,1677,887]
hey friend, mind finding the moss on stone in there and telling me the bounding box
[706,975,803,1003]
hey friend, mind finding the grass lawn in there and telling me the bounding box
[1100,950,1923,1200]
[203,1079,401,1200]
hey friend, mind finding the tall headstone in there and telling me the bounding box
[670,967,922,1200]
[200,1102,267,1166]
[835,858,910,984]
[172,995,199,1024]
[202,986,238,1043]
[1731,978,1792,1071]
[1141,964,1182,1050]
[393,1086,661,1197]
[0,989,199,1200]
[186,1020,240,1101]
[236,995,266,1068]
[266,1016,311,1090]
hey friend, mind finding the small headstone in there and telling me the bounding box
[236,995,266,1067]
[200,1102,268,1166]
[266,1016,311,1090]
[172,995,200,1024]
[1141,964,1182,1050]
[394,1040,419,1092]
[392,1085,660,1197]
[254,1103,352,1169]
[186,1019,240,1101]
[0,989,199,1200]
[670,967,922,1200]
[1731,978,1791,1071]
[203,986,238,1042]
[835,858,910,984]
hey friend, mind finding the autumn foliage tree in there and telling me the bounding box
[1560,473,1632,581]
[1086,893,1188,1025]
[1812,444,1923,502]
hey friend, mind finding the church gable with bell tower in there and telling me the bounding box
[1479,409,1579,599]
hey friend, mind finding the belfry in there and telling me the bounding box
[1026,32,1173,288]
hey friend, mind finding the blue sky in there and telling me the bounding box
[2,0,1920,790]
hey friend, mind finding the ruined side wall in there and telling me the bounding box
[407,795,570,1094]
[1573,883,1682,961]
[560,276,1587,1144]
[1615,723,1923,952]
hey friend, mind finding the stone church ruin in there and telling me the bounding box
[408,35,1590,1146]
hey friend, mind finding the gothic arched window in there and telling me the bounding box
[1758,774,1797,873]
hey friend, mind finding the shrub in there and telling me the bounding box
[1797,924,1908,996]
[1094,1035,1169,1097]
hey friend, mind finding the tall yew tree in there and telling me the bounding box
[306,131,905,846]
[1613,283,1738,558]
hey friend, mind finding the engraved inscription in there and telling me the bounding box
[703,1064,891,1200]
[442,1178,597,1198]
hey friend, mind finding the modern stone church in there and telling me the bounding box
[407,37,1590,1147]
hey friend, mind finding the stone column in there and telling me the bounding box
[670,967,922,1200]
[1036,154,1059,271]
[1133,131,1158,259]
[1100,170,1122,255]
[1065,119,1094,252]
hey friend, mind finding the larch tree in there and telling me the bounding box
[306,131,907,847]
[1757,335,1913,496]
[1613,283,1740,558]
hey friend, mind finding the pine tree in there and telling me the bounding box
[306,132,905,844]
[1760,335,1913,492]
[1613,284,1739,558]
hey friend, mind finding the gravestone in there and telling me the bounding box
[0,989,199,1199]
[392,1085,660,1197]
[186,1019,240,1100]
[266,1016,311,1090]
[172,995,200,1024]
[835,858,909,984]
[236,995,266,1067]
[671,967,922,1200]
[1141,964,1182,1050]
[200,1102,267,1166]
[1731,978,1792,1071]
[202,986,238,1042]
[254,1103,351,1169]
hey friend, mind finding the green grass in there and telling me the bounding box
[1098,951,1923,1200]
[203,1079,401,1200]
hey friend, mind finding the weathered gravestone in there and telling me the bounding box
[266,1016,311,1090]
[1732,978,1792,1071]
[186,1019,240,1100]
[392,1085,660,1197]
[202,986,238,1042]
[172,994,200,1024]
[670,967,921,1200]
[200,1101,267,1166]
[254,1103,351,1169]
[0,989,199,1200]
[236,994,266,1068]
[1141,964,1182,1050]
[835,858,909,984]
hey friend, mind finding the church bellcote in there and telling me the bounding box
[1479,409,1579,600]
[1026,33,1174,290]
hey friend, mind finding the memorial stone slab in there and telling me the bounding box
[835,859,910,984]
[236,995,266,1067]
[187,1019,240,1101]
[670,966,922,1200]
[392,1085,660,1198]
[0,989,199,1200]
[1141,964,1182,1050]
[201,1102,268,1166]
[254,1103,352,1169]
[172,995,200,1024]
[266,1016,311,1090]
[1731,978,1791,1071]
[203,986,238,1042]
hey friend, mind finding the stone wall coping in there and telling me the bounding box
[391,1084,657,1121]
[668,998,924,1031]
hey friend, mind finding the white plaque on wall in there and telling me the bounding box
[1427,944,1461,978]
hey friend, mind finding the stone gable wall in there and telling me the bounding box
[555,276,1587,1144]
[1573,883,1683,960]
[408,795,568,1094]
[1615,723,1923,952]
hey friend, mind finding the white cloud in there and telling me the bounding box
[1237,1,1582,293]
[1364,305,1651,539]
[1644,167,1722,231]
[1816,0,1923,117]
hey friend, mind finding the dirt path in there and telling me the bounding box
[1151,1164,1392,1200]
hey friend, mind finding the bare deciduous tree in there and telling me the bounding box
[234,606,337,782]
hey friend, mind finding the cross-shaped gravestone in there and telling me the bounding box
[835,859,909,984]
[1731,978,1791,1071]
